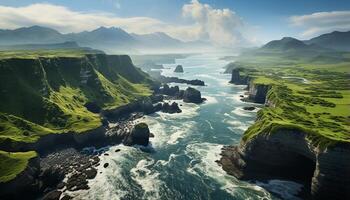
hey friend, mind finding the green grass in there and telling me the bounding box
[0,51,153,145]
[236,57,350,147]
[0,50,154,183]
[0,49,100,59]
[0,150,37,183]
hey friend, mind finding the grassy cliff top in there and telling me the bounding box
[0,49,102,59]
[0,150,37,183]
[238,56,349,147]
[0,51,153,145]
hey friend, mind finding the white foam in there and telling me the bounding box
[255,180,303,200]
[184,143,272,199]
[138,114,196,147]
[66,145,138,200]
[225,119,250,131]
[202,95,218,105]
[130,158,163,200]
[231,107,254,117]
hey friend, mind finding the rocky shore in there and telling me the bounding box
[219,68,350,200]
[0,80,206,199]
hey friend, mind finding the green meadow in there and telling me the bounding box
[234,50,350,147]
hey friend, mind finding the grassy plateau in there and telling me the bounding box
[0,49,153,182]
[232,48,350,148]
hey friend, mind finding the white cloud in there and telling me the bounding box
[0,3,163,33]
[0,2,256,47]
[289,11,350,38]
[181,0,251,47]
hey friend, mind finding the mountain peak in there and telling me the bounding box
[262,36,307,51]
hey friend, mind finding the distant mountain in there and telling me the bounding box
[305,31,350,51]
[0,26,209,53]
[0,26,64,45]
[131,32,184,48]
[262,37,310,51]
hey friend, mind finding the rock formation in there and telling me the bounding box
[229,68,249,85]
[223,70,350,199]
[161,102,182,114]
[220,130,350,200]
[124,123,150,146]
[174,65,184,73]
[183,87,205,104]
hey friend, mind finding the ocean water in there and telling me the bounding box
[70,53,302,200]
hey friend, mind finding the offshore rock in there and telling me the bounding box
[183,87,204,104]
[124,123,150,146]
[161,102,182,114]
[174,65,184,73]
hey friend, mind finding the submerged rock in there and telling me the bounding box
[124,123,150,146]
[183,87,204,104]
[174,65,184,73]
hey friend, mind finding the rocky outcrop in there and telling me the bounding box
[247,83,271,104]
[229,68,249,85]
[174,65,184,73]
[183,87,205,104]
[220,129,350,200]
[159,84,180,96]
[159,76,205,86]
[124,123,150,146]
[243,106,255,111]
[161,102,182,114]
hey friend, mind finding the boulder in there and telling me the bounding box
[174,65,184,73]
[243,106,255,111]
[162,102,182,114]
[84,168,97,179]
[183,87,204,104]
[124,123,150,146]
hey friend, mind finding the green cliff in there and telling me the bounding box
[0,50,153,145]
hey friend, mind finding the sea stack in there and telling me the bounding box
[124,123,150,146]
[174,65,184,73]
[183,87,204,104]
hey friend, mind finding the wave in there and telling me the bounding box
[130,158,164,200]
[184,142,273,199]
[67,145,140,200]
[255,180,303,200]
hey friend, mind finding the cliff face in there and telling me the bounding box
[0,54,153,147]
[0,156,40,199]
[220,130,350,199]
[247,82,271,104]
[229,68,249,85]
[224,69,350,199]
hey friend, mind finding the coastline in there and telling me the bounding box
[219,69,350,200]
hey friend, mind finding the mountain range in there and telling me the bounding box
[0,26,209,53]
[262,31,350,52]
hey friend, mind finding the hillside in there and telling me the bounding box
[306,30,350,51]
[0,26,207,53]
[0,50,153,146]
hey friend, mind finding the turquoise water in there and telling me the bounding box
[70,53,302,200]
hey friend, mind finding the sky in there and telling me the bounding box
[0,0,349,47]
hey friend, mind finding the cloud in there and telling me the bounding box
[0,2,255,47]
[181,0,250,47]
[289,11,350,38]
[0,3,166,34]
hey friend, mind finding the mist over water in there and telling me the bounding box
[71,53,301,200]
